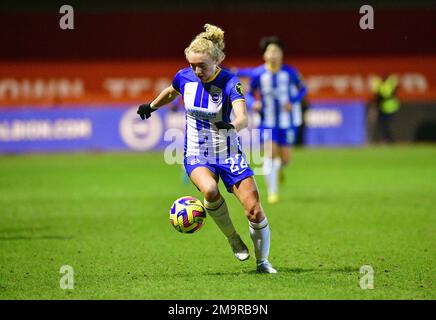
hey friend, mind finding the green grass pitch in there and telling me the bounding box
[0,146,435,299]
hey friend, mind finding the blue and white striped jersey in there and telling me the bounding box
[249,64,307,129]
[172,66,245,159]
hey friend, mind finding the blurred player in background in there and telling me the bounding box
[137,24,277,273]
[246,36,307,204]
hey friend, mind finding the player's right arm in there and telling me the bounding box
[137,85,180,120]
[151,85,180,109]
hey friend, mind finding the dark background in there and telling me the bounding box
[1,0,435,60]
[1,0,435,142]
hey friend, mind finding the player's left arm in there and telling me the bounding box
[229,79,249,131]
[216,79,248,131]
[230,99,249,132]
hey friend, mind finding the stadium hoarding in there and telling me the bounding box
[0,101,366,154]
[303,101,366,147]
[0,56,435,107]
[0,106,181,153]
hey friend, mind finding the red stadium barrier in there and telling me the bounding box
[0,56,435,107]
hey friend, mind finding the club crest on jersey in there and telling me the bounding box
[235,82,245,96]
[190,158,201,165]
[209,86,223,104]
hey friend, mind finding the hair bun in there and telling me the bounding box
[200,24,225,51]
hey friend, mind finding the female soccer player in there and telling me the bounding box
[248,36,307,204]
[137,24,277,273]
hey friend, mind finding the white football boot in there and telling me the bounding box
[256,260,278,274]
[227,232,250,261]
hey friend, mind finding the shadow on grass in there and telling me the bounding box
[0,226,50,233]
[0,226,73,241]
[205,266,360,276]
[0,235,73,241]
[272,266,359,274]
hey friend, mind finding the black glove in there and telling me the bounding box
[215,121,235,130]
[137,103,156,120]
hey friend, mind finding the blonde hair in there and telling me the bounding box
[184,24,225,63]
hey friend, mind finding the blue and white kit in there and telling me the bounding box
[172,66,254,192]
[248,64,307,146]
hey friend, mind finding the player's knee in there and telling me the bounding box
[201,183,219,201]
[246,203,265,223]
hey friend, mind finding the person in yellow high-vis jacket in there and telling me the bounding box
[370,74,400,143]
